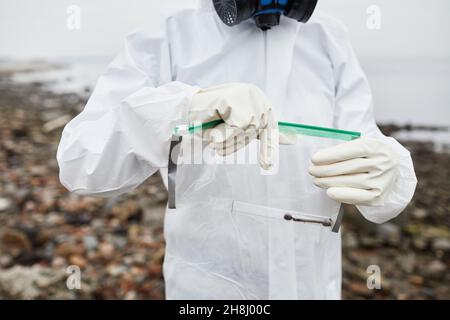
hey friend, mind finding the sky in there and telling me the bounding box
[0,0,449,60]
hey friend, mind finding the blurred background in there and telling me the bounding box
[0,0,449,299]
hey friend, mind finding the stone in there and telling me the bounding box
[147,264,162,277]
[342,232,359,249]
[412,237,428,250]
[42,114,72,133]
[408,275,424,286]
[0,198,12,212]
[54,243,80,258]
[397,253,416,273]
[411,208,428,220]
[131,253,146,266]
[99,242,115,260]
[348,282,373,298]
[0,266,66,299]
[376,223,401,245]
[107,264,126,277]
[64,212,91,226]
[359,236,383,248]
[0,255,13,268]
[69,254,87,269]
[45,212,64,225]
[83,235,98,251]
[426,260,446,277]
[51,256,67,269]
[0,228,31,254]
[432,238,450,251]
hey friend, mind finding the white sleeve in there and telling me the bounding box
[328,21,417,224]
[56,26,199,197]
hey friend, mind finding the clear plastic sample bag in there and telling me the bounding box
[168,120,361,233]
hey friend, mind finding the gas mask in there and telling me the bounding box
[212,0,318,30]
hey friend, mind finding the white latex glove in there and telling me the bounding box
[189,83,283,169]
[308,137,399,206]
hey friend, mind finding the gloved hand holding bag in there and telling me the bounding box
[189,83,295,170]
[309,137,399,206]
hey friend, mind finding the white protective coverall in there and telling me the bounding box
[57,2,417,299]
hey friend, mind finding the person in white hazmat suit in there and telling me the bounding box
[57,0,417,299]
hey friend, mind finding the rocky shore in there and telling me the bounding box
[0,70,448,299]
